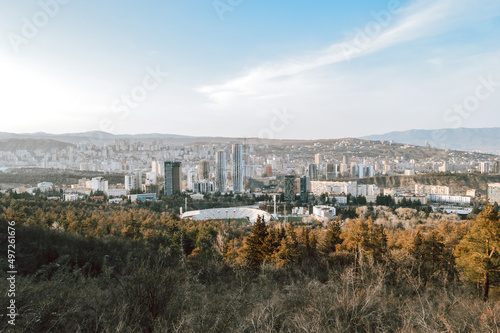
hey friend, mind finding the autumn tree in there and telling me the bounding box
[323,217,342,254]
[276,223,300,268]
[238,215,269,269]
[456,204,500,301]
[342,217,387,265]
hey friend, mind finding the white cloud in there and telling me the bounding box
[198,0,500,107]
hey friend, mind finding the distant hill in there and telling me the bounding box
[0,131,191,144]
[361,128,500,154]
[0,139,75,152]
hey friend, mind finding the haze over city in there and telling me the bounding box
[1,0,500,139]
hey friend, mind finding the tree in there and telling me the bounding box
[323,218,342,253]
[238,215,268,269]
[456,204,500,301]
[276,224,300,268]
[342,217,387,264]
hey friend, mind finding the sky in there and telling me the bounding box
[0,0,499,139]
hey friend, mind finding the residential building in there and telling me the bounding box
[215,151,227,192]
[232,143,244,193]
[164,161,182,196]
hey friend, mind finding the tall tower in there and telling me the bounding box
[215,151,227,193]
[308,164,318,180]
[284,175,296,202]
[164,161,182,196]
[198,160,210,180]
[326,163,335,180]
[300,176,309,203]
[232,143,244,193]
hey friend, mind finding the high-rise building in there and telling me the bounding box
[350,163,358,179]
[164,161,182,196]
[308,164,318,180]
[152,160,165,177]
[145,172,157,185]
[198,160,210,180]
[91,177,108,192]
[125,173,142,191]
[187,170,197,191]
[340,163,349,177]
[326,164,335,180]
[493,161,500,174]
[284,175,296,202]
[215,151,227,193]
[315,154,322,164]
[481,162,490,174]
[367,165,375,177]
[300,176,309,203]
[232,143,244,193]
[358,164,364,178]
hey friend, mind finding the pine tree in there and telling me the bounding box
[323,217,342,253]
[456,204,500,301]
[277,223,300,268]
[238,215,269,269]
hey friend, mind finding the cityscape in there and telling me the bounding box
[2,0,500,331]
[2,132,500,220]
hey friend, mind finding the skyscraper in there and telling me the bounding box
[308,164,318,180]
[164,161,182,196]
[198,160,210,180]
[358,164,364,178]
[215,151,227,193]
[300,176,309,203]
[232,143,244,193]
[326,163,335,180]
[284,175,296,202]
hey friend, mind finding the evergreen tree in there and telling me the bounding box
[323,217,342,253]
[456,204,500,301]
[277,223,300,268]
[238,215,269,269]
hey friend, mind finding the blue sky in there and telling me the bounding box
[0,0,499,139]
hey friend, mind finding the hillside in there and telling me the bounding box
[0,168,125,188]
[361,128,500,154]
[0,131,190,144]
[0,138,75,152]
[357,173,500,194]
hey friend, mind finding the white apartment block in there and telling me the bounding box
[429,194,472,205]
[310,181,379,197]
[415,184,453,195]
[91,177,108,192]
[488,183,500,204]
[106,188,128,197]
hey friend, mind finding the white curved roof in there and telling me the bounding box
[181,207,271,223]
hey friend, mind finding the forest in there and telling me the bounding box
[1,192,500,332]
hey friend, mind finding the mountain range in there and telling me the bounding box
[0,131,190,144]
[0,128,499,155]
[361,128,500,154]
